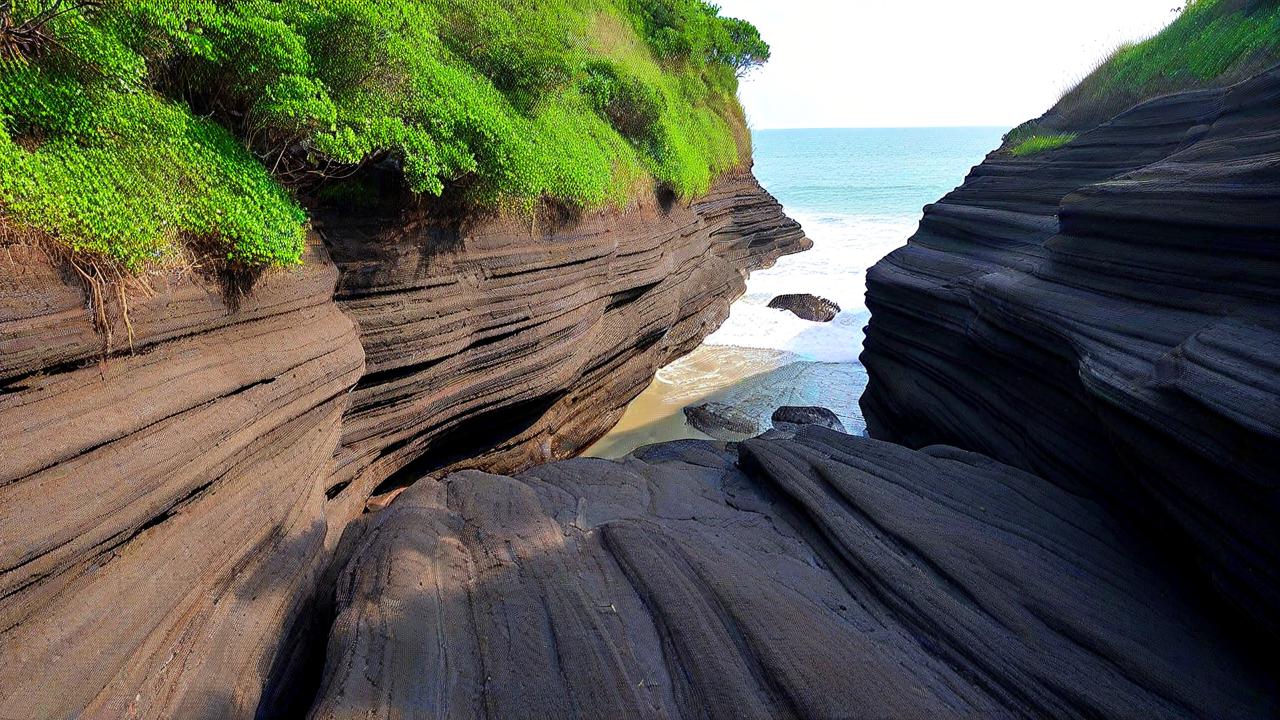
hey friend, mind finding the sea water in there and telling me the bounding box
[587,127,1005,457]
[707,127,1006,362]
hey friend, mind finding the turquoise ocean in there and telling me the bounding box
[589,127,1006,456]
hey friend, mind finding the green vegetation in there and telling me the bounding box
[1095,0,1280,89]
[1007,0,1280,151]
[0,0,769,271]
[1007,132,1078,157]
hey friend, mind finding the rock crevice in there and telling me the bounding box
[320,170,808,517]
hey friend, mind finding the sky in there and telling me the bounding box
[714,0,1184,129]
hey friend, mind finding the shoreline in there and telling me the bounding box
[584,345,793,458]
[585,344,865,458]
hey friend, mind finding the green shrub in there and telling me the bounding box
[0,79,307,269]
[581,60,664,146]
[0,0,769,271]
[715,16,771,75]
[623,0,768,79]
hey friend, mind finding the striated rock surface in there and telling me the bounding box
[766,292,840,322]
[0,170,804,717]
[308,427,1275,719]
[861,66,1280,634]
[319,169,808,515]
[0,239,366,718]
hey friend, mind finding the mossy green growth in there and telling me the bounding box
[0,2,309,269]
[0,0,768,271]
[1008,132,1078,157]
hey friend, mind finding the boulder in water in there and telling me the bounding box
[772,405,846,433]
[767,293,841,322]
[682,402,759,439]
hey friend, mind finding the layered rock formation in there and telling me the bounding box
[0,171,805,718]
[307,427,1275,719]
[0,240,365,718]
[6,47,1278,720]
[319,170,808,518]
[861,67,1280,635]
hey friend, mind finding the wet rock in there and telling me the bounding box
[767,293,840,322]
[771,405,846,433]
[682,401,759,439]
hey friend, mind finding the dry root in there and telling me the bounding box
[0,1,103,63]
[1,214,157,357]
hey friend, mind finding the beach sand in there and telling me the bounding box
[585,344,864,458]
[585,129,1006,460]
[583,345,793,458]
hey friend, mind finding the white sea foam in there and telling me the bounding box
[704,211,918,362]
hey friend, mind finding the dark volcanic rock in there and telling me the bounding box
[767,292,840,321]
[308,428,1276,719]
[682,401,759,438]
[771,405,846,433]
[861,66,1280,635]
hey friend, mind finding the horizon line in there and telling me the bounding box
[751,124,1012,131]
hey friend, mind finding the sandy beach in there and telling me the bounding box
[584,345,787,457]
[589,128,1007,458]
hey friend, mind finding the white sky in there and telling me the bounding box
[715,0,1183,128]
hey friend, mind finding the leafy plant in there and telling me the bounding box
[0,0,101,62]
[581,60,664,146]
[716,16,770,76]
[0,0,769,272]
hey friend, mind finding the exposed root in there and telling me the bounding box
[0,214,161,357]
[181,233,264,314]
[1,207,283,361]
[0,0,103,63]
[64,253,111,350]
[55,247,156,355]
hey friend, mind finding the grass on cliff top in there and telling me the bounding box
[0,0,769,271]
[1007,0,1280,150]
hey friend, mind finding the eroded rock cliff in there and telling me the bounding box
[861,67,1280,635]
[320,170,808,519]
[0,172,805,718]
[0,241,364,718]
[7,53,1277,720]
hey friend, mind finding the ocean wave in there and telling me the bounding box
[704,211,917,362]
